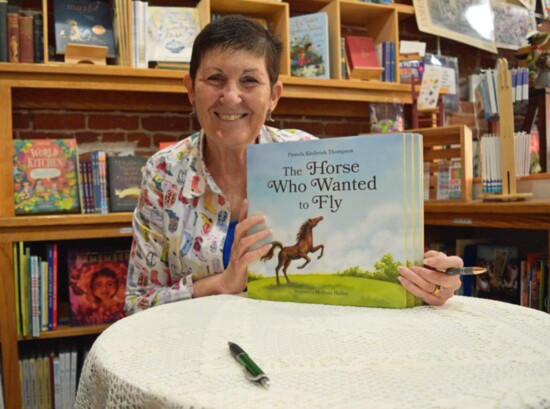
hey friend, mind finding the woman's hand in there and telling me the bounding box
[398,250,463,306]
[218,199,272,295]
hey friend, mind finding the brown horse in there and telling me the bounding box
[260,216,324,284]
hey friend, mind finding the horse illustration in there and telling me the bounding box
[260,216,324,285]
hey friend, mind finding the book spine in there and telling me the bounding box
[7,12,19,62]
[52,243,58,331]
[47,244,53,331]
[33,12,43,63]
[18,14,33,63]
[0,0,7,62]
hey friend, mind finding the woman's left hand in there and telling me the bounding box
[398,250,463,306]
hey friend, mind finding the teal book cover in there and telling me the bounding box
[289,11,330,79]
[246,133,424,308]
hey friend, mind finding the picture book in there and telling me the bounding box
[67,248,129,326]
[146,6,200,63]
[107,155,147,212]
[476,245,520,304]
[289,12,330,79]
[13,139,80,214]
[247,133,424,308]
[53,0,116,57]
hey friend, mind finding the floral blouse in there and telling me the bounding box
[125,126,315,314]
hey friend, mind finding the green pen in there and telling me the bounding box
[446,266,487,275]
[228,341,270,388]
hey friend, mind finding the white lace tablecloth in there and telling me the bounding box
[75,295,550,409]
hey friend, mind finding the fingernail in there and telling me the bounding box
[423,258,435,266]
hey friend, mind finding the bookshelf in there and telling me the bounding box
[0,2,547,409]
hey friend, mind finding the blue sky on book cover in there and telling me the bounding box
[247,134,423,280]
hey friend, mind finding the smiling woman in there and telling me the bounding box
[124,15,316,315]
[124,15,463,316]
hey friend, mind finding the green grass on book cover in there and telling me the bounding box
[13,139,80,214]
[246,133,424,308]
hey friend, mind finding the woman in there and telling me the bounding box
[125,16,461,314]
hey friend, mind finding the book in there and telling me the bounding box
[13,139,80,215]
[53,0,116,57]
[107,155,147,212]
[18,14,33,63]
[67,248,129,326]
[146,6,200,63]
[32,12,44,63]
[246,133,424,308]
[0,0,8,62]
[7,12,19,62]
[289,12,330,79]
[344,35,383,80]
[476,245,520,304]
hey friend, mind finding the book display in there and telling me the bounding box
[247,133,424,308]
[289,12,330,79]
[0,1,550,408]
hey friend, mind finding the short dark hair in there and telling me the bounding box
[189,15,283,87]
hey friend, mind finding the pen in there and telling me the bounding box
[228,342,270,388]
[446,266,487,275]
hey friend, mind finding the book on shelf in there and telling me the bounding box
[32,11,44,63]
[13,138,80,215]
[289,12,330,79]
[18,14,33,63]
[67,248,129,326]
[417,65,443,111]
[7,12,18,62]
[0,0,7,62]
[476,245,520,305]
[344,35,383,80]
[246,133,424,308]
[107,155,147,212]
[53,0,116,57]
[146,6,200,63]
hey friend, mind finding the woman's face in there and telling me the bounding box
[92,276,117,301]
[184,47,282,150]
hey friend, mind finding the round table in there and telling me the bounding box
[75,294,550,409]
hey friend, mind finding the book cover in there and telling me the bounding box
[247,133,424,308]
[146,6,200,63]
[289,12,330,79]
[476,245,520,304]
[107,155,147,212]
[54,0,116,57]
[13,139,80,215]
[67,248,129,326]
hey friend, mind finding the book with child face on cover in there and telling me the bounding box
[67,249,129,326]
[246,133,424,308]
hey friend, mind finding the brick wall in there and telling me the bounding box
[12,17,521,151]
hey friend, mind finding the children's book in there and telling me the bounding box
[53,0,116,57]
[107,155,147,212]
[13,139,80,214]
[289,12,330,79]
[247,133,424,308]
[476,245,520,305]
[67,248,129,326]
[146,6,201,63]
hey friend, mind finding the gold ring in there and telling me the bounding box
[431,285,442,296]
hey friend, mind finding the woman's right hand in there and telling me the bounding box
[218,199,272,294]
